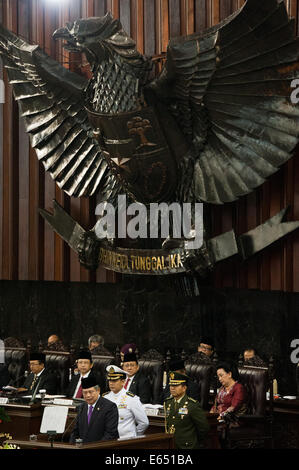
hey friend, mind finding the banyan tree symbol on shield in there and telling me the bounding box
[127,116,156,150]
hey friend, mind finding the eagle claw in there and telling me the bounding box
[77,231,101,270]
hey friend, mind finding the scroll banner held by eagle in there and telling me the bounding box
[1,0,299,276]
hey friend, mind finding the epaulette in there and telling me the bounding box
[165,396,173,401]
[126,391,135,397]
[102,392,109,396]
[188,397,197,403]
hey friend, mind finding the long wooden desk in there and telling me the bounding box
[271,398,299,448]
[6,433,174,449]
[1,401,220,449]
[146,413,220,449]
[6,399,299,449]
[0,402,43,439]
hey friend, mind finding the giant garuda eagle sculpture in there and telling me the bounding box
[1,0,299,276]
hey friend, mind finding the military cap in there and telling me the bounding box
[106,365,128,381]
[76,350,92,361]
[30,352,46,363]
[120,343,137,355]
[169,371,189,385]
[81,376,98,389]
[123,352,138,363]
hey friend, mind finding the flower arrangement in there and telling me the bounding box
[0,407,11,424]
[0,408,18,449]
[0,433,20,449]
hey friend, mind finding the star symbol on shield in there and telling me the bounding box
[111,155,131,167]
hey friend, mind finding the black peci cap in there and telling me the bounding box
[30,352,46,363]
[76,350,92,361]
[81,376,98,389]
[123,353,138,363]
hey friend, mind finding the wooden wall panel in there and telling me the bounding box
[0,0,3,278]
[2,0,19,281]
[0,0,298,291]
[120,0,131,36]
[144,1,156,56]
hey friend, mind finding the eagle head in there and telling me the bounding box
[53,13,152,114]
[53,12,149,72]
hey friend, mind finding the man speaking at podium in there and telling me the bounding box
[70,376,119,444]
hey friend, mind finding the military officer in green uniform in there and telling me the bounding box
[164,371,209,449]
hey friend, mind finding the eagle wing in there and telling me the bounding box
[0,23,119,201]
[148,0,299,204]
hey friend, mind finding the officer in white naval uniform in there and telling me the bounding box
[103,365,149,438]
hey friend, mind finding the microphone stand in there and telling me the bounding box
[47,430,57,448]
[30,376,42,404]
[60,415,77,442]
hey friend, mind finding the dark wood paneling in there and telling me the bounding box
[120,0,131,36]
[0,0,3,278]
[144,0,156,56]
[0,279,298,395]
[2,0,19,281]
[293,149,299,292]
[18,0,30,281]
[0,0,298,291]
[94,0,105,17]
[195,0,208,32]
[169,0,180,38]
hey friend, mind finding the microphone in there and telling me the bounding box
[30,376,43,404]
[60,415,77,442]
[1,372,29,397]
[2,371,29,388]
[61,403,83,443]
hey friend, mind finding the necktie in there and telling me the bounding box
[30,375,38,391]
[124,378,130,390]
[75,381,83,398]
[87,405,93,424]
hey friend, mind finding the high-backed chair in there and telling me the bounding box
[43,350,71,395]
[91,354,115,373]
[225,365,274,448]
[239,366,268,415]
[4,347,27,387]
[91,353,115,392]
[138,350,165,404]
[184,362,214,410]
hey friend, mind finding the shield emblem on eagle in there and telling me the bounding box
[86,105,183,204]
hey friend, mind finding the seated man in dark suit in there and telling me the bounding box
[243,346,266,367]
[189,336,214,364]
[122,353,151,404]
[17,352,58,395]
[0,363,10,389]
[66,350,105,398]
[162,358,200,402]
[70,376,119,444]
[88,334,112,356]
[47,334,67,352]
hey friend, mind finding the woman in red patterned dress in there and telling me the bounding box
[210,362,247,423]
